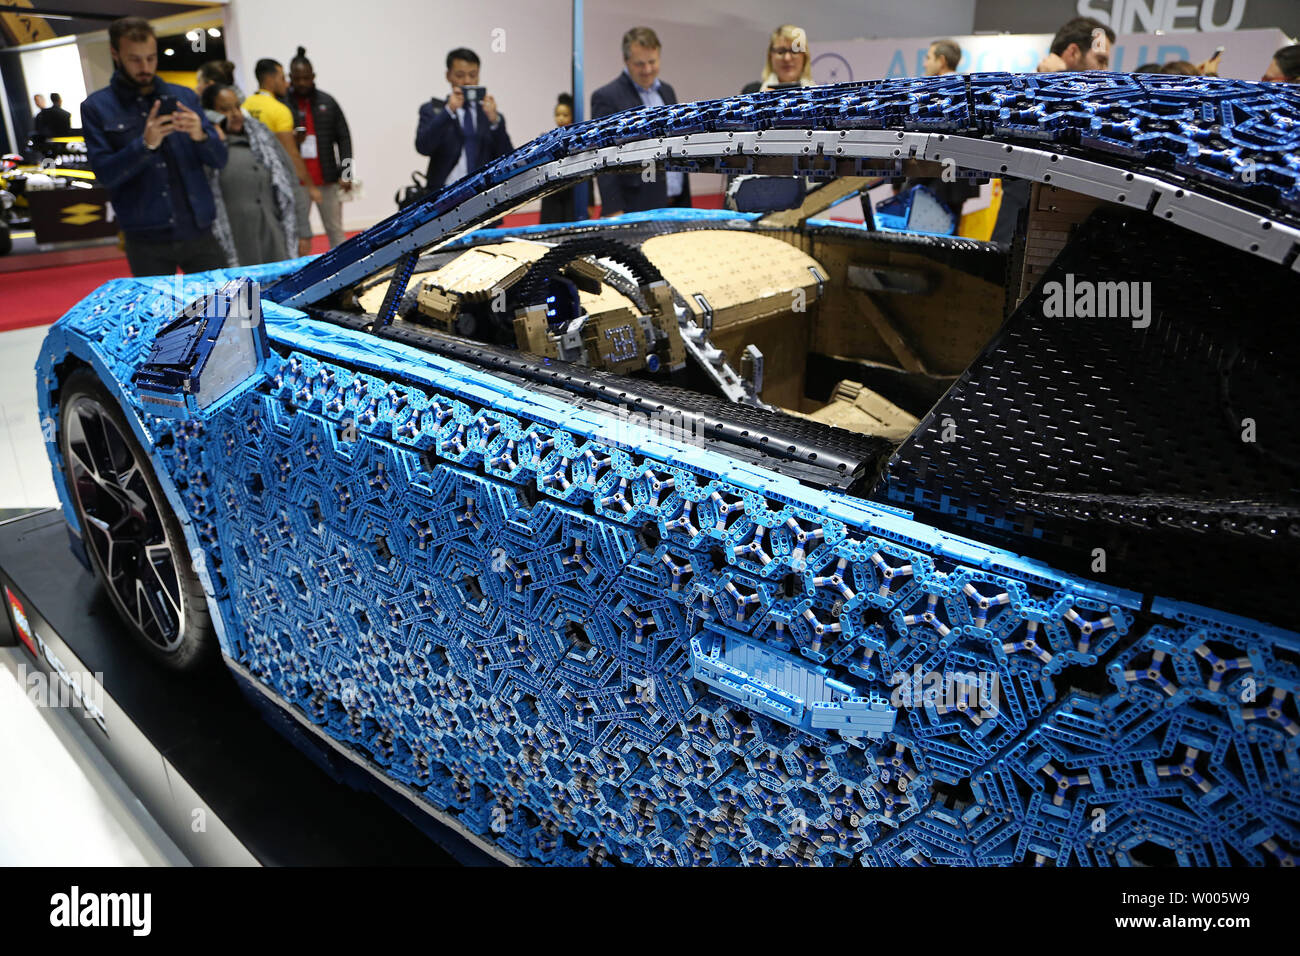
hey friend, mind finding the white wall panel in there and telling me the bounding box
[20,41,88,128]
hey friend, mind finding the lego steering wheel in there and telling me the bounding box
[510,236,665,328]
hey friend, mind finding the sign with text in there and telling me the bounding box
[973,0,1298,36]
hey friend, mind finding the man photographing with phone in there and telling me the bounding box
[415,47,512,195]
[81,17,228,276]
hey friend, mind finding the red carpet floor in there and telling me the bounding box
[0,256,133,333]
[0,230,368,333]
[0,220,535,333]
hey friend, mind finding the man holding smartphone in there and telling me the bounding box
[415,47,513,195]
[81,17,228,276]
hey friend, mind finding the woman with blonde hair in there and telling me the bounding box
[742,25,812,93]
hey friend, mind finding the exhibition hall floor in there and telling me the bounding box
[0,320,130,866]
[0,230,361,334]
[0,323,58,510]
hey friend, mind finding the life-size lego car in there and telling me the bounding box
[36,72,1300,866]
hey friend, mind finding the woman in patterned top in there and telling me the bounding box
[200,83,297,266]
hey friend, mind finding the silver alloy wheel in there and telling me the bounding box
[64,393,186,651]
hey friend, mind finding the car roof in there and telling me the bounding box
[266,73,1300,310]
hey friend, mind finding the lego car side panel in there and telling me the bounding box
[36,287,1299,866]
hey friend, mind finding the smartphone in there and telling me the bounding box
[156,94,177,116]
[461,85,486,104]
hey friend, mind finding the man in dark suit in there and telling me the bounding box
[590,27,691,217]
[33,93,73,137]
[415,47,513,193]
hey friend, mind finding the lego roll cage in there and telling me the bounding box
[265,82,1300,314]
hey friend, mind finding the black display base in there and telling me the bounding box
[0,509,496,866]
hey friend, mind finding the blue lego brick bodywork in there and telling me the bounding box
[33,75,1300,866]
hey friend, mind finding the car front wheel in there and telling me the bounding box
[59,368,216,671]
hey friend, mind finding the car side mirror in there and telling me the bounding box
[132,277,272,421]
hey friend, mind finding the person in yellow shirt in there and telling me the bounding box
[244,58,318,255]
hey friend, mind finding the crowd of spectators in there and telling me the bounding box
[80,17,354,276]
[77,14,1300,275]
[411,19,1300,233]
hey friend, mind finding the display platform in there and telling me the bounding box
[0,508,493,866]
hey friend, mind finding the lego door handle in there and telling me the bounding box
[690,629,897,741]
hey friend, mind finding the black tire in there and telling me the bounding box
[59,368,216,671]
[0,221,12,256]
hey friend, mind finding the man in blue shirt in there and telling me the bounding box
[81,17,228,276]
[590,27,691,217]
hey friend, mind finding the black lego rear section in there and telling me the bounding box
[875,207,1300,630]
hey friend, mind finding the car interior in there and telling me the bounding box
[324,172,1007,447]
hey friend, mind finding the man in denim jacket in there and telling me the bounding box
[81,17,228,276]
